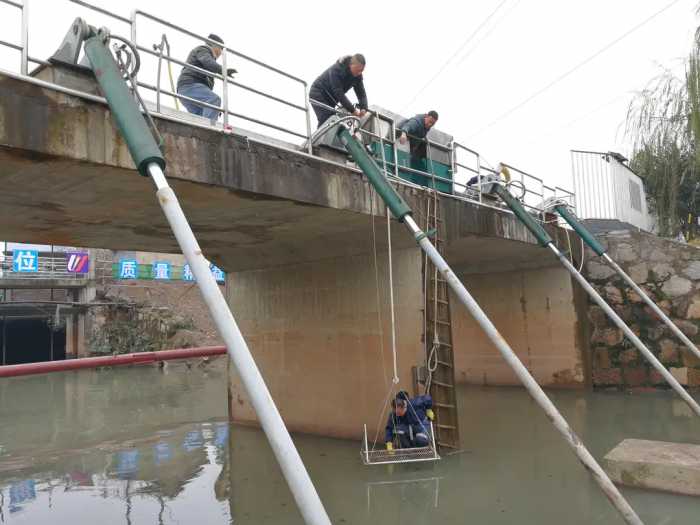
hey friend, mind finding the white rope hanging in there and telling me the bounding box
[386,206,399,385]
[424,190,440,394]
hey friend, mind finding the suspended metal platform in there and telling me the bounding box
[360,423,440,466]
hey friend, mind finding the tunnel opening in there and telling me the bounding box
[1,318,66,365]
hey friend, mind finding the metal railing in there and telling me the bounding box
[0,0,575,221]
[130,9,312,147]
[0,254,88,280]
[354,110,576,218]
[0,0,48,72]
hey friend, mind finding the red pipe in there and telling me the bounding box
[0,346,227,378]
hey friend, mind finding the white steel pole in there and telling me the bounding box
[402,214,643,525]
[147,163,331,525]
[549,243,700,418]
[603,253,700,363]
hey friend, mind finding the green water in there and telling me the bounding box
[0,360,698,524]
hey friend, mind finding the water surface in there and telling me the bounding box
[1,360,698,524]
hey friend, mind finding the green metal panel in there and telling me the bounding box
[84,35,165,177]
[370,142,453,193]
[337,127,412,221]
[555,205,606,256]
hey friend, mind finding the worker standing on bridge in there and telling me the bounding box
[398,111,439,160]
[177,34,237,126]
[309,54,368,128]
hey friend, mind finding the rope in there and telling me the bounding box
[386,207,399,385]
[425,335,439,394]
[375,113,398,385]
[423,195,430,389]
[365,121,401,450]
[370,382,396,451]
[114,42,164,149]
[366,122,434,451]
[369,186,393,451]
[424,189,440,394]
[369,188,388,389]
[542,198,585,272]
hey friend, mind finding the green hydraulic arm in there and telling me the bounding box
[486,181,700,422]
[62,19,330,525]
[337,125,643,525]
[554,204,700,365]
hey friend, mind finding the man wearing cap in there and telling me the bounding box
[177,34,237,125]
[397,111,439,160]
[384,390,434,450]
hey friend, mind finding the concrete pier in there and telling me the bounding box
[604,438,700,496]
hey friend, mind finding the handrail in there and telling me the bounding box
[135,44,307,112]
[132,9,306,84]
[68,0,131,24]
[135,81,308,139]
[130,8,309,141]
[0,39,22,51]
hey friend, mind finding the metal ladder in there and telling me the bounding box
[421,192,460,451]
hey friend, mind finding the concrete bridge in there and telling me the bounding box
[0,68,588,438]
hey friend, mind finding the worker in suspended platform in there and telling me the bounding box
[385,390,435,450]
[177,33,237,126]
[397,111,439,161]
[309,54,368,128]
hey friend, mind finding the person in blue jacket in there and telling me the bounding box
[385,390,434,450]
[397,111,439,160]
[309,54,368,127]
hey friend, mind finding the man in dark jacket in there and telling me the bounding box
[177,34,237,125]
[309,54,368,128]
[385,391,434,450]
[398,111,439,160]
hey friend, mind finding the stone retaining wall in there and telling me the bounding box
[583,229,700,388]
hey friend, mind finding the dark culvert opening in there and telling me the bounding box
[1,318,66,364]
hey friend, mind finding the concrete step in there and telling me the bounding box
[603,439,700,496]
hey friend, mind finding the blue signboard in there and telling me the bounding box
[182,263,195,282]
[12,250,38,273]
[119,259,138,279]
[210,264,225,283]
[152,261,171,280]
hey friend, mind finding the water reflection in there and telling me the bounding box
[0,359,232,524]
[366,477,441,520]
[0,419,232,524]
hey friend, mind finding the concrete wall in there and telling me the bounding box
[226,248,424,439]
[226,248,588,438]
[452,266,585,387]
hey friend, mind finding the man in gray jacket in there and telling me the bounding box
[398,111,439,160]
[177,34,236,125]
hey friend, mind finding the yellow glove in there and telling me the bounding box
[426,409,435,421]
[386,442,393,451]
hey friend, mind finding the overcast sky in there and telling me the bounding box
[1,0,698,193]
